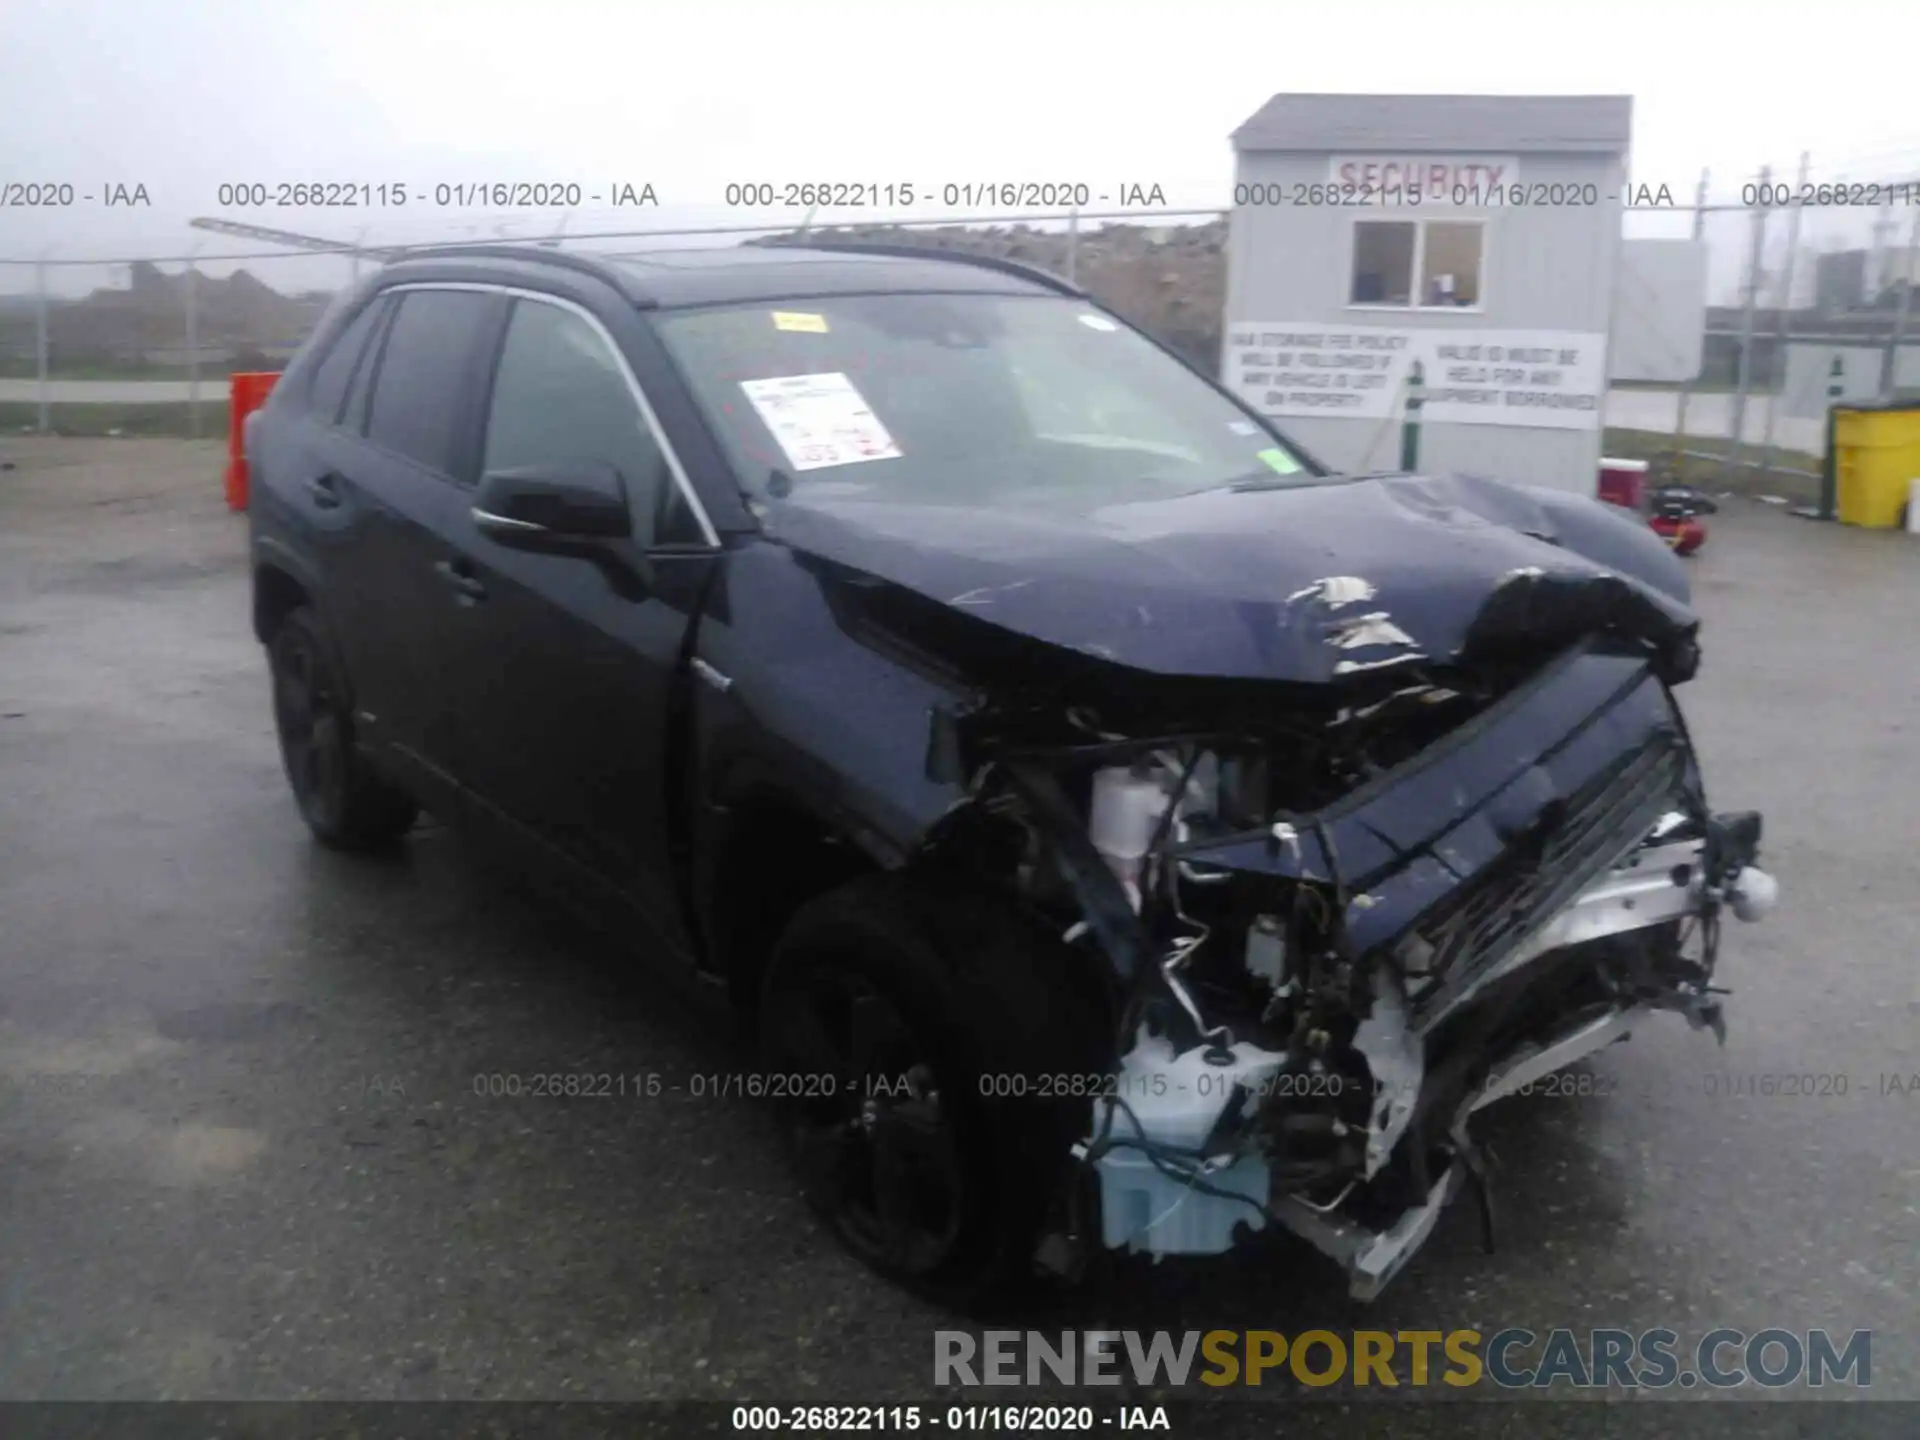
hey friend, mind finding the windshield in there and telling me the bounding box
[651,291,1323,513]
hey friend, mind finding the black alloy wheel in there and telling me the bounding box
[759,873,1112,1306]
[268,607,417,849]
[771,958,967,1278]
[272,616,346,829]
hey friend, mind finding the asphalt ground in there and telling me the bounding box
[0,438,1914,1433]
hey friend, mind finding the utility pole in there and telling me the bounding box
[34,255,50,434]
[1869,205,1897,297]
[1728,165,1770,472]
[1758,152,1811,478]
[184,244,202,440]
[1673,168,1710,479]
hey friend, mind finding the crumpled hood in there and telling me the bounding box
[762,471,1700,684]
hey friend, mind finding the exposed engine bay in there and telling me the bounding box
[917,630,1778,1299]
[766,466,1784,1297]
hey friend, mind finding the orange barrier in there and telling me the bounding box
[225,371,281,511]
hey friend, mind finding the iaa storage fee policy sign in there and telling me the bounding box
[1224,324,1607,431]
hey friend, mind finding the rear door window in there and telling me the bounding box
[305,295,390,426]
[364,289,496,475]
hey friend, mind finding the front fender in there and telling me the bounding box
[1520,484,1693,607]
[688,541,973,871]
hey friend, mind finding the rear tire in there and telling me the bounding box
[268,605,418,851]
[760,871,1111,1308]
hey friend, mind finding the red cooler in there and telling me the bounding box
[1597,457,1649,514]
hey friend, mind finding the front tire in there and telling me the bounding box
[268,606,418,850]
[760,872,1111,1307]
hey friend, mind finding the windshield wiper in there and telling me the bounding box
[1151,470,1311,499]
[1228,467,1385,492]
[1226,471,1314,492]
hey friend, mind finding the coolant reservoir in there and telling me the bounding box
[1088,766,1172,909]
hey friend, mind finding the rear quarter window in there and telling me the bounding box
[304,296,391,426]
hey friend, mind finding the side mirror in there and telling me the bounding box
[473,462,632,549]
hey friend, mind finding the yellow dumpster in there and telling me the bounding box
[1832,402,1920,529]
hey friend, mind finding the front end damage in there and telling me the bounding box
[916,632,1778,1299]
[769,471,1781,1297]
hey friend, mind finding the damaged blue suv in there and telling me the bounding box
[246,241,1779,1304]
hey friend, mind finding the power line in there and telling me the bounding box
[0,208,1232,267]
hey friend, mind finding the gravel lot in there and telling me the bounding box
[0,438,1915,1432]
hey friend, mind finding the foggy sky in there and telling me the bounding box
[4,0,1918,302]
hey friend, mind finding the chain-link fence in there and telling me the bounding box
[1609,153,1920,499]
[0,209,1227,441]
[5,167,1919,507]
[0,249,353,439]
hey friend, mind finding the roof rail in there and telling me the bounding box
[761,239,1086,298]
[379,243,628,286]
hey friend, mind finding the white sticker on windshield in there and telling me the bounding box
[1227,420,1258,435]
[1077,313,1119,331]
[738,372,903,472]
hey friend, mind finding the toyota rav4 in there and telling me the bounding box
[246,241,1778,1304]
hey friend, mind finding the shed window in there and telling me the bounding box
[1350,218,1484,309]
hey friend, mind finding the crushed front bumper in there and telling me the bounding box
[1086,817,1776,1296]
[1077,646,1778,1298]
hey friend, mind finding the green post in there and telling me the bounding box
[1400,359,1426,472]
[1818,353,1844,521]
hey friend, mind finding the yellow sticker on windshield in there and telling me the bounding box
[1257,447,1302,475]
[772,311,829,333]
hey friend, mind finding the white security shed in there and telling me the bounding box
[1222,93,1632,493]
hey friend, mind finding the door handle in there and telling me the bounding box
[434,558,488,603]
[305,473,343,509]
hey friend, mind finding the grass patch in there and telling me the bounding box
[1602,426,1823,505]
[0,402,231,439]
[0,407,1831,504]
[0,362,214,381]
[1608,379,1751,395]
